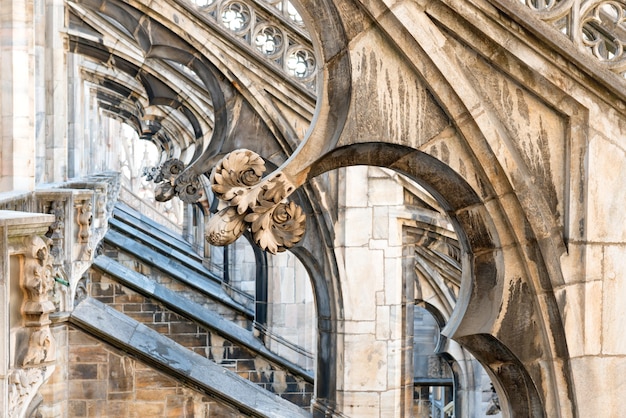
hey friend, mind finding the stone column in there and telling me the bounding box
[334,166,412,417]
[0,0,36,191]
[44,0,68,183]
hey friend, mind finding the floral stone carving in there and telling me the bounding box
[206,149,306,254]
[152,158,203,203]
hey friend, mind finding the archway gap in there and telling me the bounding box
[306,141,547,417]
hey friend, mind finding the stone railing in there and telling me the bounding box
[182,0,317,91]
[0,173,121,313]
[517,0,626,77]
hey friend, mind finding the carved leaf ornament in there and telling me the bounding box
[207,149,306,254]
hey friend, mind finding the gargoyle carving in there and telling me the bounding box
[76,200,93,260]
[23,327,55,365]
[206,149,306,254]
[20,235,57,370]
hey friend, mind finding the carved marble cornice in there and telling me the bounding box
[206,149,306,254]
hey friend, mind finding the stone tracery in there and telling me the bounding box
[186,0,317,88]
[520,0,626,75]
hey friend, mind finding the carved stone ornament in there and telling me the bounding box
[152,158,203,203]
[174,170,203,203]
[22,235,56,323]
[77,200,93,243]
[76,199,93,261]
[206,149,306,254]
[8,367,48,418]
[142,165,160,182]
[19,235,57,370]
[45,200,65,263]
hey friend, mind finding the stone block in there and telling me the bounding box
[570,356,626,418]
[342,247,385,320]
[108,355,135,392]
[338,390,381,416]
[128,401,165,417]
[384,257,404,306]
[69,363,98,380]
[68,400,86,417]
[602,246,626,354]
[69,380,107,400]
[368,177,404,206]
[85,400,107,417]
[107,391,134,401]
[122,303,142,312]
[169,321,200,334]
[554,284,584,358]
[68,328,99,346]
[342,166,369,208]
[587,134,626,242]
[376,305,391,340]
[380,388,402,416]
[135,369,178,390]
[343,320,376,334]
[343,334,388,390]
[344,207,373,247]
[136,388,178,402]
[69,346,108,363]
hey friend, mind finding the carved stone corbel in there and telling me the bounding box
[206,149,306,254]
[8,367,52,418]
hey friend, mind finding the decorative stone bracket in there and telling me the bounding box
[206,149,306,254]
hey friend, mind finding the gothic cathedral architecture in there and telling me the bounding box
[1,0,625,416]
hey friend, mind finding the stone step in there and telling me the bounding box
[108,204,255,311]
[92,255,313,385]
[113,202,194,256]
[112,203,204,266]
[71,297,312,418]
[103,228,254,319]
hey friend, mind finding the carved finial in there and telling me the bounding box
[206,150,306,254]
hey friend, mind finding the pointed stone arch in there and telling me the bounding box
[305,141,565,417]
